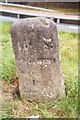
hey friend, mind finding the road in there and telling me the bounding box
[0,16,80,33]
[57,23,79,33]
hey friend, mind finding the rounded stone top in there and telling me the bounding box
[11,17,56,30]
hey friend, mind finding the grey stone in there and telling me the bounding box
[11,17,65,102]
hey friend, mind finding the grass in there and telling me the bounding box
[0,22,16,83]
[0,21,79,118]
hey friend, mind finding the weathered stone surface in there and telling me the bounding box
[11,17,65,102]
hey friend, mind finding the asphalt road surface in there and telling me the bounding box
[57,23,79,33]
[0,16,80,33]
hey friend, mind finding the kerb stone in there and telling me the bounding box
[11,17,65,102]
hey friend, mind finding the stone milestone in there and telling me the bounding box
[11,17,65,102]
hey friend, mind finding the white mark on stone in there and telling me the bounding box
[44,20,50,27]
[46,93,53,98]
[44,87,46,91]
[37,61,42,64]
[45,64,47,67]
[49,92,53,96]
[18,42,21,51]
[43,37,46,41]
[23,44,27,51]
[46,93,50,97]
[32,24,34,29]
[48,60,51,64]
[48,86,50,89]
[45,25,49,28]
[43,37,52,43]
